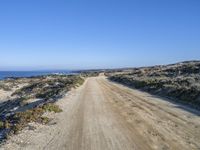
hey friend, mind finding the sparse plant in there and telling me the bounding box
[42,103,62,113]
[109,61,200,107]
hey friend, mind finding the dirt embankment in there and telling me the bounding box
[108,61,200,108]
[2,76,200,150]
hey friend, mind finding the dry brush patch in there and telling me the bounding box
[0,75,84,142]
[3,103,62,135]
[108,61,200,108]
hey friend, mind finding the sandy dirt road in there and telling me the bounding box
[2,76,200,150]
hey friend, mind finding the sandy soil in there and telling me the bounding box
[0,83,27,103]
[0,90,13,103]
[1,76,200,150]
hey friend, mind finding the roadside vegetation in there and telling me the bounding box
[79,71,100,77]
[0,74,84,141]
[2,103,62,135]
[12,75,84,100]
[108,61,200,108]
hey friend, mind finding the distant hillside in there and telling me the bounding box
[108,61,200,108]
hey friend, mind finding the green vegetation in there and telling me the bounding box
[2,103,62,134]
[41,103,62,113]
[0,83,11,91]
[108,61,200,108]
[0,121,4,129]
[80,71,100,77]
[12,75,84,100]
[0,74,85,140]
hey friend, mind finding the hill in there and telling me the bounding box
[108,61,200,108]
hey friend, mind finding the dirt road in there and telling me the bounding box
[2,76,200,150]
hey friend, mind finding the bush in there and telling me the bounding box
[109,61,200,108]
[3,103,62,134]
[42,103,62,113]
[0,121,4,129]
[12,75,84,101]
[0,74,83,139]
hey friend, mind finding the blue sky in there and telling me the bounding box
[0,0,200,70]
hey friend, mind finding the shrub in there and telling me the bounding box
[109,61,200,108]
[42,103,62,113]
[0,121,4,129]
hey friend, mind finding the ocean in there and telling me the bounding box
[0,71,74,80]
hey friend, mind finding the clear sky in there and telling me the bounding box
[0,0,200,70]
